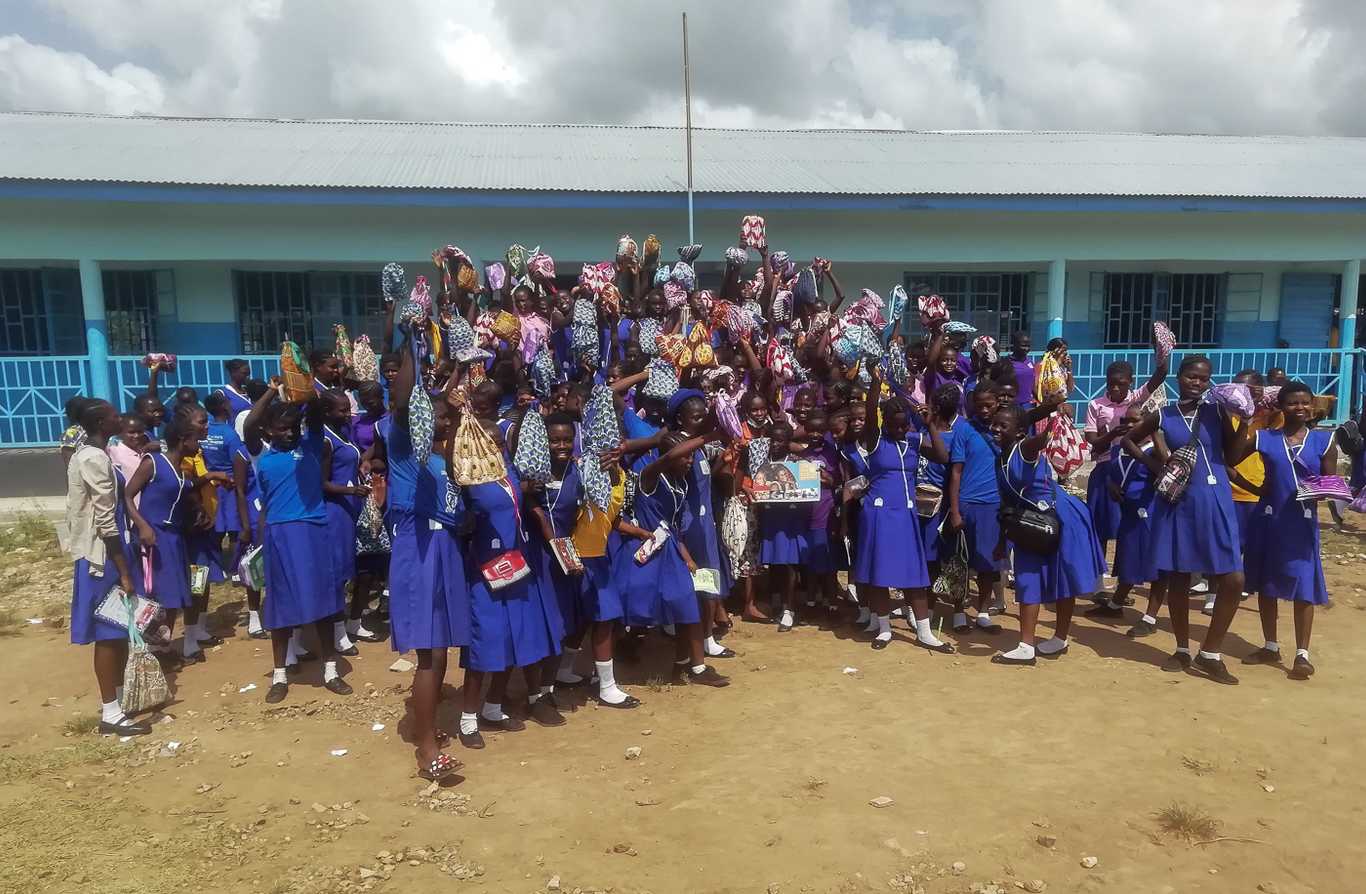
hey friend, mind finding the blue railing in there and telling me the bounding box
[0,355,89,446]
[0,349,1358,447]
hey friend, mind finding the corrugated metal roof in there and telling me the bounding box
[2,110,1366,198]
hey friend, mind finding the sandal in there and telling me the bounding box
[435,730,452,747]
[914,639,955,654]
[99,717,152,737]
[417,752,462,781]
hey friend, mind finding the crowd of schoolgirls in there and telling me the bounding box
[61,221,1356,776]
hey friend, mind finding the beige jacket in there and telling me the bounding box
[65,444,120,573]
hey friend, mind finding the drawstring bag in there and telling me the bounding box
[450,406,506,486]
[571,297,600,363]
[121,602,169,715]
[1153,320,1176,363]
[724,245,749,267]
[653,264,672,288]
[505,244,533,279]
[1034,351,1069,405]
[513,410,553,484]
[332,324,352,368]
[932,531,970,605]
[1297,474,1352,502]
[279,338,314,403]
[642,234,662,267]
[529,348,560,399]
[485,262,507,292]
[670,261,697,292]
[918,291,951,329]
[1209,383,1255,419]
[642,358,679,400]
[442,314,476,359]
[972,335,998,364]
[580,452,612,512]
[616,234,638,267]
[638,317,663,356]
[381,262,407,305]
[677,244,703,264]
[885,284,909,329]
[528,251,556,284]
[583,384,621,453]
[598,282,622,317]
[739,215,766,249]
[1042,412,1087,481]
[793,268,819,306]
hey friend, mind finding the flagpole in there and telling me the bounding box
[682,11,694,245]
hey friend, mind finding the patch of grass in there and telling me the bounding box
[1181,755,1216,775]
[0,512,60,558]
[0,737,120,783]
[61,715,101,736]
[644,674,669,692]
[0,607,23,637]
[1156,802,1220,842]
[803,776,828,795]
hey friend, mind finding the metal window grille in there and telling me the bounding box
[235,271,313,353]
[0,268,50,355]
[102,269,161,354]
[902,272,1030,342]
[1104,272,1223,348]
[309,272,387,348]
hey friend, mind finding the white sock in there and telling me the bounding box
[690,664,706,675]
[890,606,905,618]
[248,610,263,634]
[875,614,892,642]
[1263,640,1280,653]
[1000,642,1036,660]
[780,609,796,628]
[863,612,880,633]
[287,631,302,662]
[481,702,507,722]
[333,621,354,652]
[1296,648,1310,660]
[345,618,361,636]
[704,636,726,656]
[1175,645,1192,656]
[596,659,630,705]
[1198,650,1221,661]
[323,660,339,683]
[556,647,584,684]
[101,699,125,724]
[914,617,944,647]
[663,623,676,637]
[459,712,479,735]
[1037,636,1067,655]
[182,633,201,657]
[992,577,1006,607]
[355,621,376,639]
[1141,613,1157,625]
[272,667,287,685]
[855,606,871,626]
[1203,596,1216,610]
[953,611,968,629]
[976,611,995,628]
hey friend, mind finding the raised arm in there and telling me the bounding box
[639,431,712,493]
[241,382,280,456]
[825,265,847,312]
[860,368,882,453]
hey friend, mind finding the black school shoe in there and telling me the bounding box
[1289,656,1315,680]
[323,677,354,695]
[264,682,289,704]
[1125,619,1157,638]
[477,714,526,733]
[1242,647,1283,666]
[99,717,152,736]
[1161,651,1192,673]
[528,697,567,727]
[673,664,730,687]
[1191,655,1239,685]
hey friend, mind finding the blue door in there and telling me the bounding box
[1278,274,1339,348]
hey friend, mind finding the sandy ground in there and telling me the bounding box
[2,515,1365,894]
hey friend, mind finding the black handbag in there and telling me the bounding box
[996,448,1062,554]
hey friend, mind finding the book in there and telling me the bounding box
[692,568,721,595]
[752,460,821,503]
[633,523,671,565]
[550,537,584,575]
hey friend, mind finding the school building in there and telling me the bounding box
[3,111,1366,446]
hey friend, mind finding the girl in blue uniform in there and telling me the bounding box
[1233,382,1334,680]
[220,358,254,418]
[242,384,352,703]
[835,400,872,628]
[68,400,148,737]
[757,420,813,632]
[1122,355,1253,685]
[523,412,587,727]
[455,381,561,749]
[946,384,1006,634]
[320,389,365,657]
[919,383,967,579]
[989,402,1107,665]
[125,411,205,664]
[854,368,952,652]
[202,392,244,547]
[615,430,731,687]
[232,437,267,639]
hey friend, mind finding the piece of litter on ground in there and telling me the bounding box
[1262,783,1275,793]
[371,723,385,732]
[330,749,348,757]
[238,683,257,693]
[26,618,42,624]
[868,796,894,808]
[166,741,181,751]
[119,736,132,743]
[842,667,860,675]
[389,658,415,673]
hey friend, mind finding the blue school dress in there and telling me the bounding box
[256,428,340,629]
[853,434,930,589]
[137,452,193,610]
[758,500,812,565]
[920,416,965,562]
[950,419,1004,573]
[1001,443,1106,604]
[801,441,839,574]
[1149,403,1241,576]
[202,420,243,534]
[1086,450,1122,549]
[1244,429,1330,605]
[683,445,734,595]
[71,460,143,644]
[835,441,869,570]
[231,442,262,575]
[220,384,253,419]
[322,424,362,594]
[527,463,587,635]
[389,453,471,652]
[613,473,701,626]
[462,471,560,672]
[1110,447,1160,586]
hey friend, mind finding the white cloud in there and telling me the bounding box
[0,0,1362,135]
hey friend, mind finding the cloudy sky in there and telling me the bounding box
[0,0,1360,135]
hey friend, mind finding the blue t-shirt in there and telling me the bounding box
[201,420,242,473]
[381,416,419,513]
[255,427,326,524]
[949,419,1000,505]
[621,411,661,473]
[921,416,967,490]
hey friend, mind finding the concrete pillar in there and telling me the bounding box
[1338,259,1360,422]
[78,258,113,402]
[1046,258,1066,343]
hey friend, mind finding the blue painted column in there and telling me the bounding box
[1339,259,1360,422]
[1046,258,1066,342]
[78,258,113,402]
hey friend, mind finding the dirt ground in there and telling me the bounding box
[2,512,1364,894]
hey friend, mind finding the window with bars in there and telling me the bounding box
[235,270,390,354]
[901,272,1030,342]
[0,267,85,355]
[103,269,171,355]
[1102,272,1223,347]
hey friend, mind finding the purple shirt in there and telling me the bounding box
[1010,357,1036,405]
[351,411,387,456]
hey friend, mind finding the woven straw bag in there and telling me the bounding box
[279,339,314,402]
[451,408,506,486]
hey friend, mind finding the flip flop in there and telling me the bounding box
[914,639,955,654]
[417,752,462,781]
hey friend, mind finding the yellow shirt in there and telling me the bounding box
[571,481,625,558]
[180,451,218,518]
[1229,415,1267,502]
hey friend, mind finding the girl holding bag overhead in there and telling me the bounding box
[1120,355,1252,685]
[1230,382,1336,681]
[988,401,1107,666]
[67,400,149,737]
